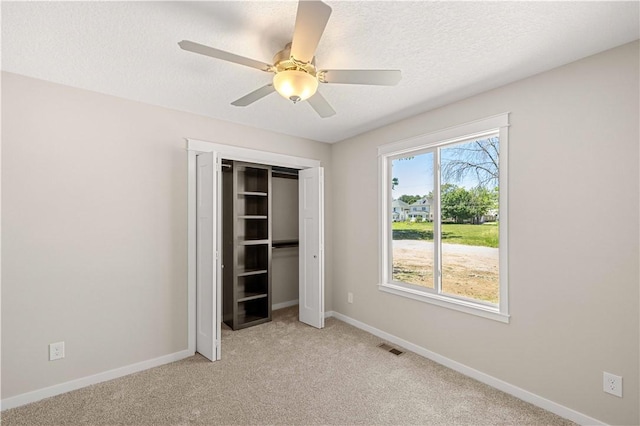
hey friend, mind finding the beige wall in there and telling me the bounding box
[1,72,332,398]
[331,41,639,425]
[2,41,638,424]
[272,176,299,305]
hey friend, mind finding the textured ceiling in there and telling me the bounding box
[2,1,639,143]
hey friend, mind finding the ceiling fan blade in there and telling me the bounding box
[307,91,336,118]
[231,84,276,107]
[290,1,332,63]
[320,70,402,86]
[179,40,272,72]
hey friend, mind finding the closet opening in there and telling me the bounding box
[221,160,301,330]
[187,138,325,362]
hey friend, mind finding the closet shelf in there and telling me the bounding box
[238,293,268,303]
[238,215,268,219]
[237,269,268,277]
[272,240,299,249]
[240,239,269,246]
[238,191,267,197]
[238,314,269,326]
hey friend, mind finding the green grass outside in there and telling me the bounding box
[392,221,499,248]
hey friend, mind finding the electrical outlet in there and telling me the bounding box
[603,372,622,397]
[347,292,353,304]
[49,341,65,361]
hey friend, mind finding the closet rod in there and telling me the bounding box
[272,170,297,176]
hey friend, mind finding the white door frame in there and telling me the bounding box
[186,138,321,358]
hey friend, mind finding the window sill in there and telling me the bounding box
[379,282,510,323]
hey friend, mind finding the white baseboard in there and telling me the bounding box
[1,349,194,411]
[2,313,606,425]
[272,299,299,310]
[328,311,605,426]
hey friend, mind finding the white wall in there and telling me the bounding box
[331,41,639,425]
[0,72,332,399]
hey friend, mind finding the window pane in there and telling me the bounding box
[440,137,499,304]
[391,152,434,288]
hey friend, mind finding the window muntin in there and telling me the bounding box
[379,115,508,321]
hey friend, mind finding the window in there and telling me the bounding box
[378,114,509,322]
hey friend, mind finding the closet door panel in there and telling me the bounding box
[299,167,324,329]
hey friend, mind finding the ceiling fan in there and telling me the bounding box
[178,0,401,118]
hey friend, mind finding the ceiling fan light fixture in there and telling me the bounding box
[273,70,318,103]
[180,0,401,117]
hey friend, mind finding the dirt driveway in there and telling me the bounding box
[392,240,499,303]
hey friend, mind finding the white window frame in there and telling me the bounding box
[378,113,510,323]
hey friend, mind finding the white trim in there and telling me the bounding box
[1,311,604,425]
[378,114,509,322]
[378,154,390,304]
[214,154,223,361]
[1,349,193,411]
[329,312,605,426]
[186,139,320,169]
[434,148,442,294]
[186,138,323,357]
[319,167,326,328]
[272,299,299,310]
[498,125,510,315]
[187,150,197,355]
[378,113,509,156]
[379,283,509,323]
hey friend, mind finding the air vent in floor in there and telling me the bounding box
[378,343,404,356]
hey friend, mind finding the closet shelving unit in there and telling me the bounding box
[223,161,272,330]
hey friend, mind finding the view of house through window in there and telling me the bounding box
[391,136,500,305]
[391,151,435,288]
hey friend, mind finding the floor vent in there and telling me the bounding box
[378,343,404,356]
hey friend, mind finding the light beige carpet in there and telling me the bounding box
[2,307,574,425]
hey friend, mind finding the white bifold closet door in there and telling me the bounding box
[298,167,325,329]
[196,151,219,361]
